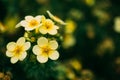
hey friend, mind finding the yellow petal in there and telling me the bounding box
[25,16,34,22]
[37,37,48,47]
[48,29,57,35]
[7,42,16,51]
[33,45,42,55]
[46,10,66,25]
[37,54,48,63]
[46,19,54,25]
[54,25,59,29]
[11,56,19,64]
[49,40,58,50]
[24,42,31,50]
[35,15,42,22]
[25,27,35,31]
[17,37,25,46]
[15,22,21,28]
[20,20,28,27]
[49,51,59,60]
[6,51,14,57]
[39,26,48,34]
[41,16,46,23]
[19,52,27,61]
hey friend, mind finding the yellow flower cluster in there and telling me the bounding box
[6,11,65,64]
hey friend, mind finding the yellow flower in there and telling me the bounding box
[6,37,31,64]
[39,16,59,35]
[33,37,59,63]
[63,34,76,49]
[47,10,66,25]
[85,0,95,6]
[114,17,120,33]
[0,22,6,33]
[3,14,20,34]
[65,19,76,34]
[16,15,42,31]
[69,59,82,71]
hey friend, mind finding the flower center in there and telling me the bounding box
[29,19,38,27]
[14,46,23,54]
[45,20,53,29]
[42,46,51,54]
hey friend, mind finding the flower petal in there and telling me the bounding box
[54,25,59,29]
[46,10,66,25]
[25,16,34,22]
[49,51,59,60]
[48,29,57,35]
[15,22,21,28]
[35,15,42,22]
[37,54,48,63]
[24,42,31,50]
[19,52,27,61]
[39,26,48,34]
[33,45,42,55]
[20,20,28,27]
[49,40,58,50]
[7,42,16,51]
[17,37,25,46]
[41,16,46,23]
[37,37,48,47]
[6,51,14,57]
[11,56,19,64]
[25,27,35,31]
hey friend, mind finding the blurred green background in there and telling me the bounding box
[0,0,120,80]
